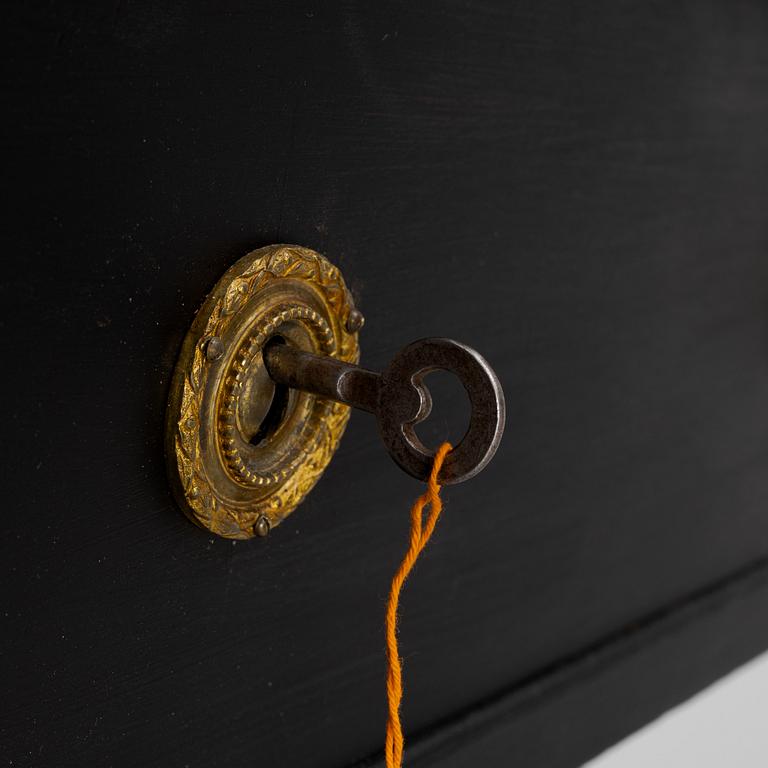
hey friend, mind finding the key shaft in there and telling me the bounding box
[264,343,382,414]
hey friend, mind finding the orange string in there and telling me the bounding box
[385,442,452,768]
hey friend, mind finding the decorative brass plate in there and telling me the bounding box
[165,245,360,539]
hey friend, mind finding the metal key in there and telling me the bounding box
[264,337,505,484]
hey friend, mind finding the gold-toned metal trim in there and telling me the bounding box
[165,245,360,539]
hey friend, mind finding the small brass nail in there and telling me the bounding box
[254,515,271,538]
[205,336,224,361]
[346,308,365,334]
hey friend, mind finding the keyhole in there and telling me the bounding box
[248,336,291,446]
[235,335,292,448]
[249,380,290,446]
[414,369,471,449]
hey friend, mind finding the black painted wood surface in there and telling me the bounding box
[3,2,768,766]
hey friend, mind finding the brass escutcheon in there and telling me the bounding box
[165,245,360,539]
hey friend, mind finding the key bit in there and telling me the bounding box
[264,337,505,484]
